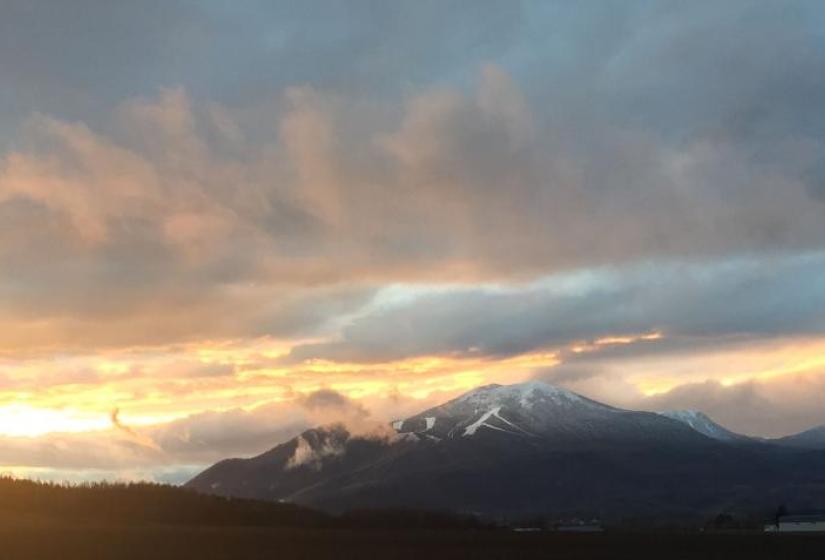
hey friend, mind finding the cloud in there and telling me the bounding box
[2,38,825,353]
[300,389,366,415]
[635,372,825,439]
[0,430,165,471]
[285,432,345,471]
[0,388,400,476]
[147,405,309,464]
[287,253,825,363]
[148,387,382,463]
[110,408,161,451]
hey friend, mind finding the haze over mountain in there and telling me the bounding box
[188,382,825,519]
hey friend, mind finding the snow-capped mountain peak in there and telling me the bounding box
[394,381,625,440]
[454,381,588,410]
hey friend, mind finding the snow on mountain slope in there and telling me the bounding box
[659,410,750,442]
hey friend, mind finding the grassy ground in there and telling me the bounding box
[0,526,823,560]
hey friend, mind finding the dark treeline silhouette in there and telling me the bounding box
[0,477,490,530]
[0,476,329,527]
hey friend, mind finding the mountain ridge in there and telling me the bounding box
[775,425,825,449]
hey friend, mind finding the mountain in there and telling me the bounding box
[187,381,825,521]
[775,425,825,449]
[658,410,751,442]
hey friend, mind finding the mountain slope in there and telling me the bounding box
[187,381,825,520]
[659,410,752,442]
[775,425,825,449]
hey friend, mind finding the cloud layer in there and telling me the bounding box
[2,73,824,354]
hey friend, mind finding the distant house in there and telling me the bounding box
[765,513,825,532]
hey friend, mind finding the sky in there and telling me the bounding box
[2,0,825,483]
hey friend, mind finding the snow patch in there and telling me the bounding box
[424,417,436,431]
[491,408,535,435]
[464,406,503,436]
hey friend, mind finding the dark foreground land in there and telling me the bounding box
[1,478,822,559]
[1,526,824,560]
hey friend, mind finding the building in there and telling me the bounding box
[765,514,825,532]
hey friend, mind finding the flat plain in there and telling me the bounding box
[1,526,823,560]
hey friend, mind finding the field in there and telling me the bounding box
[0,525,823,560]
